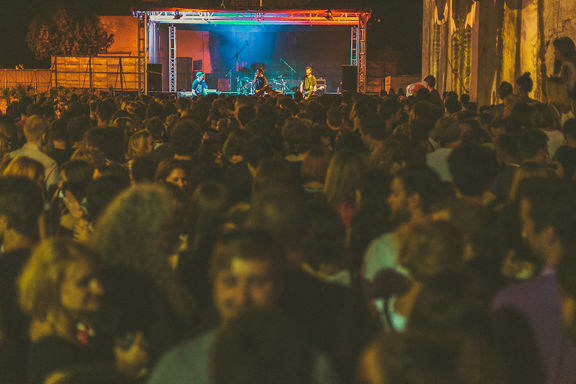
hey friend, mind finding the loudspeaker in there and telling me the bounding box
[147,64,162,92]
[341,65,358,93]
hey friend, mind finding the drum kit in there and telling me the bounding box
[233,63,292,95]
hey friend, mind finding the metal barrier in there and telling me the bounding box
[0,69,52,92]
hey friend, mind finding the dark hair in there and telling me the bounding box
[67,115,92,144]
[282,118,310,155]
[424,75,436,88]
[517,129,548,160]
[394,167,443,212]
[212,309,312,384]
[498,82,514,99]
[170,119,202,157]
[432,117,460,146]
[238,106,256,127]
[85,175,130,223]
[553,37,576,60]
[96,99,116,123]
[448,145,499,197]
[210,229,285,280]
[0,176,43,237]
[444,97,462,114]
[563,119,576,140]
[516,72,533,93]
[249,185,308,253]
[252,159,294,195]
[304,199,347,269]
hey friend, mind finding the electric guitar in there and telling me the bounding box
[303,85,325,100]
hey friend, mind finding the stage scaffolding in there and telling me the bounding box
[132,8,370,94]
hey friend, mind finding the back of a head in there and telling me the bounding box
[448,145,499,197]
[398,220,465,283]
[516,72,534,94]
[498,82,514,99]
[252,159,294,195]
[554,36,576,59]
[394,167,443,212]
[563,118,576,140]
[517,129,548,161]
[424,75,436,88]
[212,309,313,384]
[2,157,45,186]
[170,119,202,157]
[249,185,308,254]
[85,175,130,223]
[0,176,43,238]
[362,330,505,384]
[67,116,92,144]
[23,115,47,142]
[432,117,460,147]
[324,149,365,207]
[92,184,177,269]
[282,118,310,155]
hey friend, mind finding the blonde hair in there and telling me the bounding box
[126,129,151,160]
[3,156,45,186]
[23,115,48,142]
[18,238,98,321]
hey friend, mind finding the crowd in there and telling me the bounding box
[0,36,576,384]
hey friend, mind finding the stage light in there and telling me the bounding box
[325,10,334,21]
[174,10,182,20]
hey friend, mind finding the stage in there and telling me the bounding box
[131,8,370,95]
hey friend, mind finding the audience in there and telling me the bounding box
[1,77,576,384]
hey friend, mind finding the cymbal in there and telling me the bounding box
[238,66,250,74]
[250,62,267,71]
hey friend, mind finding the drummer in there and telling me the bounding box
[254,67,268,95]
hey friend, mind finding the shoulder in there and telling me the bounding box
[492,273,555,310]
[28,337,88,384]
[148,330,217,384]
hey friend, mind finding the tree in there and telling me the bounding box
[26,5,114,60]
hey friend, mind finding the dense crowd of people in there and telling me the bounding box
[1,38,576,383]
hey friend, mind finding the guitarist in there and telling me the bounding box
[254,67,268,96]
[300,66,317,100]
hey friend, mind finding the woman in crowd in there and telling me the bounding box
[18,238,105,384]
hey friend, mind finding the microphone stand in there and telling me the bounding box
[280,58,296,94]
[231,42,249,93]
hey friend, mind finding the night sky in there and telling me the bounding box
[0,0,422,72]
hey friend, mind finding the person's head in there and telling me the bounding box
[369,139,426,174]
[252,159,294,196]
[358,331,505,384]
[518,128,549,162]
[210,230,284,322]
[553,36,576,61]
[517,178,566,262]
[301,146,331,184]
[19,238,103,321]
[85,175,130,224]
[563,119,576,146]
[96,99,116,127]
[127,130,152,160]
[532,103,559,131]
[170,119,202,158]
[424,75,436,89]
[282,117,310,156]
[305,66,312,76]
[92,185,180,272]
[249,185,308,259]
[155,158,189,191]
[448,145,499,198]
[498,81,514,100]
[2,156,45,188]
[444,98,462,115]
[23,115,47,143]
[256,67,264,76]
[0,176,44,242]
[67,116,92,145]
[212,309,313,384]
[196,71,205,81]
[516,72,533,96]
[323,149,365,208]
[398,220,465,283]
[430,117,460,147]
[237,106,256,127]
[388,167,443,224]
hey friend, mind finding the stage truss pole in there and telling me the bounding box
[358,15,367,94]
[137,12,148,94]
[168,24,177,93]
[351,25,358,67]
